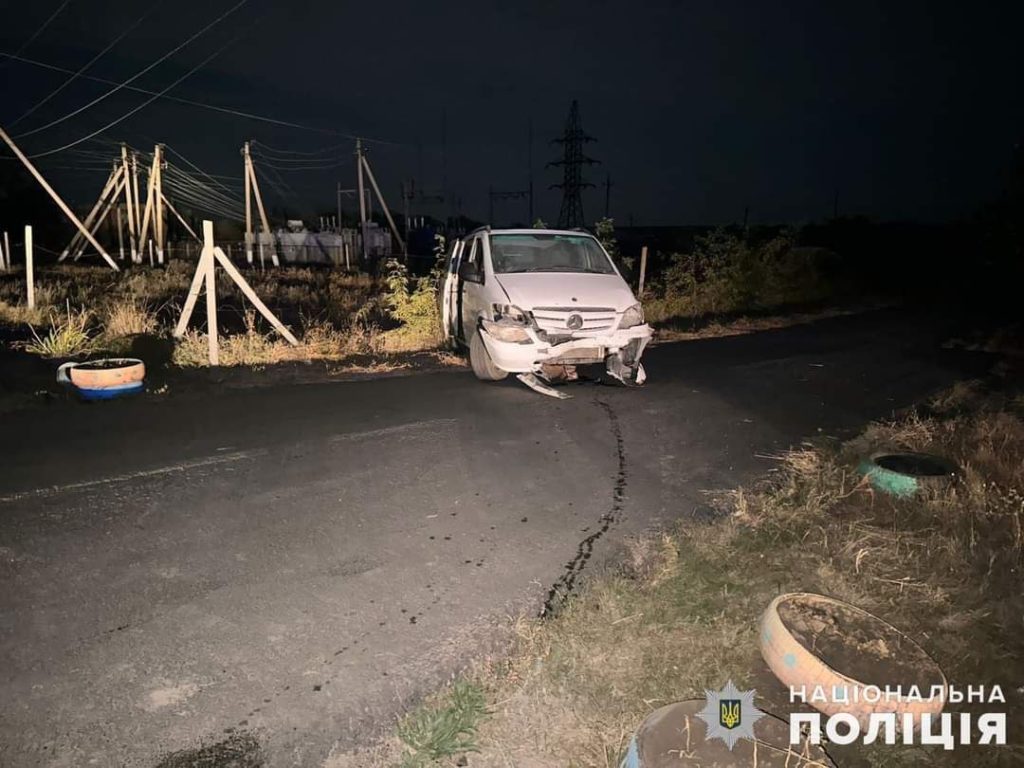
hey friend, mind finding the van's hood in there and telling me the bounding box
[494,273,636,312]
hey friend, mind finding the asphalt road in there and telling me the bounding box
[0,309,988,767]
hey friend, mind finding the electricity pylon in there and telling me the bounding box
[548,100,599,228]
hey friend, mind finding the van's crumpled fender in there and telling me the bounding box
[604,336,650,386]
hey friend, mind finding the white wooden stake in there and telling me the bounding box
[213,246,298,345]
[638,245,648,298]
[0,126,118,270]
[3,232,10,269]
[25,225,34,309]
[203,221,219,366]
[121,146,139,263]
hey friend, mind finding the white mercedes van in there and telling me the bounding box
[440,228,652,388]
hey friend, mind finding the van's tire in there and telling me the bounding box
[469,331,507,381]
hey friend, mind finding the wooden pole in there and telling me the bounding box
[244,142,254,265]
[3,232,10,269]
[115,204,125,260]
[202,220,219,365]
[257,222,265,271]
[60,166,118,261]
[25,225,34,309]
[131,153,143,262]
[138,152,158,253]
[0,234,5,271]
[356,139,367,262]
[161,191,200,242]
[73,177,126,261]
[360,154,405,255]
[0,125,118,270]
[638,245,648,298]
[154,145,165,264]
[247,154,278,267]
[121,145,139,263]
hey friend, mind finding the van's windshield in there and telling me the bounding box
[488,234,617,275]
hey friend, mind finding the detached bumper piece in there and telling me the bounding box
[517,372,572,399]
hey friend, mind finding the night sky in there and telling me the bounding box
[2,0,1022,226]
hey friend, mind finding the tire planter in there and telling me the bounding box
[760,593,946,728]
[620,699,833,767]
[68,358,145,389]
[858,452,958,498]
[75,380,145,401]
[57,358,146,401]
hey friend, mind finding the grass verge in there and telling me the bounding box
[354,382,1022,767]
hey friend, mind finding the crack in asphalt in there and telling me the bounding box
[542,399,627,617]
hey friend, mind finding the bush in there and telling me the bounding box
[25,303,93,357]
[646,228,832,323]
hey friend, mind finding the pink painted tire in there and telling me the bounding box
[760,593,946,728]
[68,358,145,389]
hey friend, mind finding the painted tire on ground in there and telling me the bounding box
[858,452,959,498]
[75,381,145,401]
[68,358,145,389]
[620,699,833,767]
[760,593,946,728]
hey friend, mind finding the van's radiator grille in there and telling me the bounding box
[531,307,617,335]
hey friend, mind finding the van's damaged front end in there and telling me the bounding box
[478,302,653,385]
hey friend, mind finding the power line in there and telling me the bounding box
[11,2,161,128]
[0,0,71,74]
[250,139,350,157]
[24,25,253,158]
[0,51,404,146]
[14,0,250,140]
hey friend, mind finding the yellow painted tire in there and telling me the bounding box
[759,593,946,728]
[68,358,145,389]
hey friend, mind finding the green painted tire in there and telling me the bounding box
[858,452,958,498]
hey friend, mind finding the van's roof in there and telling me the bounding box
[464,227,596,238]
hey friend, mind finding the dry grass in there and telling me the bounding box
[24,304,93,357]
[357,384,1024,768]
[101,298,157,338]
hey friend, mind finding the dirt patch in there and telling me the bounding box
[778,596,939,690]
[153,733,264,768]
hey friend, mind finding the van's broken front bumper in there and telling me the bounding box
[479,323,653,375]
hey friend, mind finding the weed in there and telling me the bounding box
[397,682,488,767]
[24,303,92,357]
[102,298,157,338]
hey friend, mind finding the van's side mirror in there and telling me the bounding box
[459,261,483,284]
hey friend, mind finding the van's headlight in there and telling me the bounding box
[481,318,531,343]
[619,303,645,329]
[492,304,528,323]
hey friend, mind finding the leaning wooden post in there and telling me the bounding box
[25,225,35,309]
[0,125,118,270]
[638,245,648,298]
[0,233,5,270]
[202,221,219,366]
[3,232,10,269]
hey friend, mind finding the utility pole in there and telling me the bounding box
[244,142,253,264]
[0,124,118,270]
[243,141,279,266]
[548,100,599,229]
[121,145,139,263]
[356,139,368,261]
[528,117,534,224]
[336,181,342,232]
[603,172,613,218]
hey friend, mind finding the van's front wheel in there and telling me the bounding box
[470,331,508,381]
